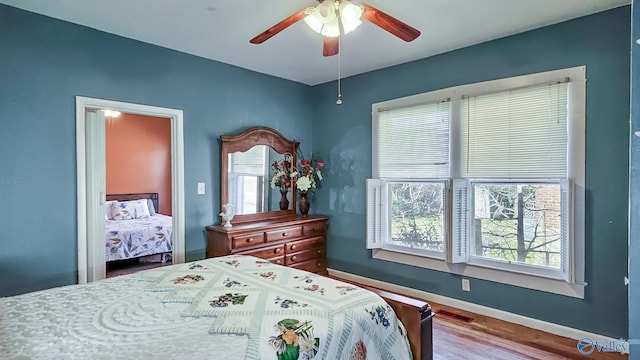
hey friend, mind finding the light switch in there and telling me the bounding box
[197,182,205,195]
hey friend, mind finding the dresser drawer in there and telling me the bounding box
[240,244,284,259]
[269,256,285,266]
[265,226,303,243]
[232,232,265,249]
[302,222,326,237]
[286,247,326,265]
[290,258,327,274]
[286,236,325,253]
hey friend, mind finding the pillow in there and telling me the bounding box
[146,199,157,216]
[113,199,151,220]
[105,200,118,220]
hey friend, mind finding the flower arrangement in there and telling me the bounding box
[271,154,325,194]
[268,318,320,359]
[270,155,294,192]
[294,157,324,193]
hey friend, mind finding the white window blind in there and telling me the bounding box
[461,82,569,178]
[377,101,450,178]
[229,145,266,175]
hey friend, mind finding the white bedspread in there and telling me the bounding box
[0,255,413,360]
[0,272,247,359]
[105,214,172,262]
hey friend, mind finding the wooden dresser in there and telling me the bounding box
[206,215,328,275]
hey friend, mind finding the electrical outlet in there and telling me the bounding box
[197,182,205,195]
[462,278,470,292]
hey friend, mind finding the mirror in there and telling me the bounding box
[221,127,299,224]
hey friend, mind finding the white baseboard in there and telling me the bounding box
[328,268,618,343]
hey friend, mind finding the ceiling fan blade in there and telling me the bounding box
[250,8,309,44]
[361,4,420,42]
[323,37,339,57]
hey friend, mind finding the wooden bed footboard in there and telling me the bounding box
[365,286,434,360]
[328,274,434,360]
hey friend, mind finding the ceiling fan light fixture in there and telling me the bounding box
[313,1,337,24]
[320,17,340,37]
[304,1,337,35]
[303,13,324,33]
[339,1,363,35]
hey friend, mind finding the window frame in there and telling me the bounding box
[379,179,450,259]
[368,66,586,298]
[464,178,571,281]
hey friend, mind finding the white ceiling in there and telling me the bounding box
[1,0,630,85]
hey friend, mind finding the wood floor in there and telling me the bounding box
[430,301,628,360]
[106,259,170,278]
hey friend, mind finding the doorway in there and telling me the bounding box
[76,96,185,284]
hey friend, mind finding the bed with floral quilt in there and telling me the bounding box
[105,193,172,262]
[0,255,432,360]
[105,213,172,262]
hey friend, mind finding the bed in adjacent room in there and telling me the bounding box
[0,255,433,360]
[105,193,173,263]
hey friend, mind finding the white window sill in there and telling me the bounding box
[372,248,586,298]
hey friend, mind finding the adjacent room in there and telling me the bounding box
[0,0,638,359]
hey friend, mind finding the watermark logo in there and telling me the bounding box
[577,337,639,355]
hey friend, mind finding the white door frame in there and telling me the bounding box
[76,96,185,284]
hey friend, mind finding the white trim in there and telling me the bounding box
[75,96,185,283]
[372,249,585,298]
[329,268,608,342]
[75,101,88,284]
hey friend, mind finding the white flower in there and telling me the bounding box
[299,332,319,358]
[268,336,286,354]
[297,176,312,192]
[316,169,323,181]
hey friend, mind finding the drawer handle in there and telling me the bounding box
[275,248,281,253]
[291,256,297,262]
[316,249,322,254]
[246,238,254,243]
[291,245,297,250]
[281,232,288,237]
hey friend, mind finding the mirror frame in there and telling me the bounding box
[221,126,299,224]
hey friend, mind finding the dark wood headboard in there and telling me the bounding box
[106,193,159,214]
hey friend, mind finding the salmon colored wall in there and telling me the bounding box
[106,113,172,215]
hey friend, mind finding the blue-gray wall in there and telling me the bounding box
[0,2,633,343]
[0,4,314,296]
[629,1,639,357]
[311,7,631,338]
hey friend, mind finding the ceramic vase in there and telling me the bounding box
[298,191,310,217]
[279,189,289,210]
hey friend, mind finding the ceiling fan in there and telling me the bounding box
[249,0,421,56]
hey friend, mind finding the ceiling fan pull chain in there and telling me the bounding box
[336,34,343,105]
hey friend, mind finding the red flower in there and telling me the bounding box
[301,159,310,167]
[316,160,324,168]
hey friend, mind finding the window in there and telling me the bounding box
[367,67,586,297]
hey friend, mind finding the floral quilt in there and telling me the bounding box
[105,214,172,262]
[138,255,414,359]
